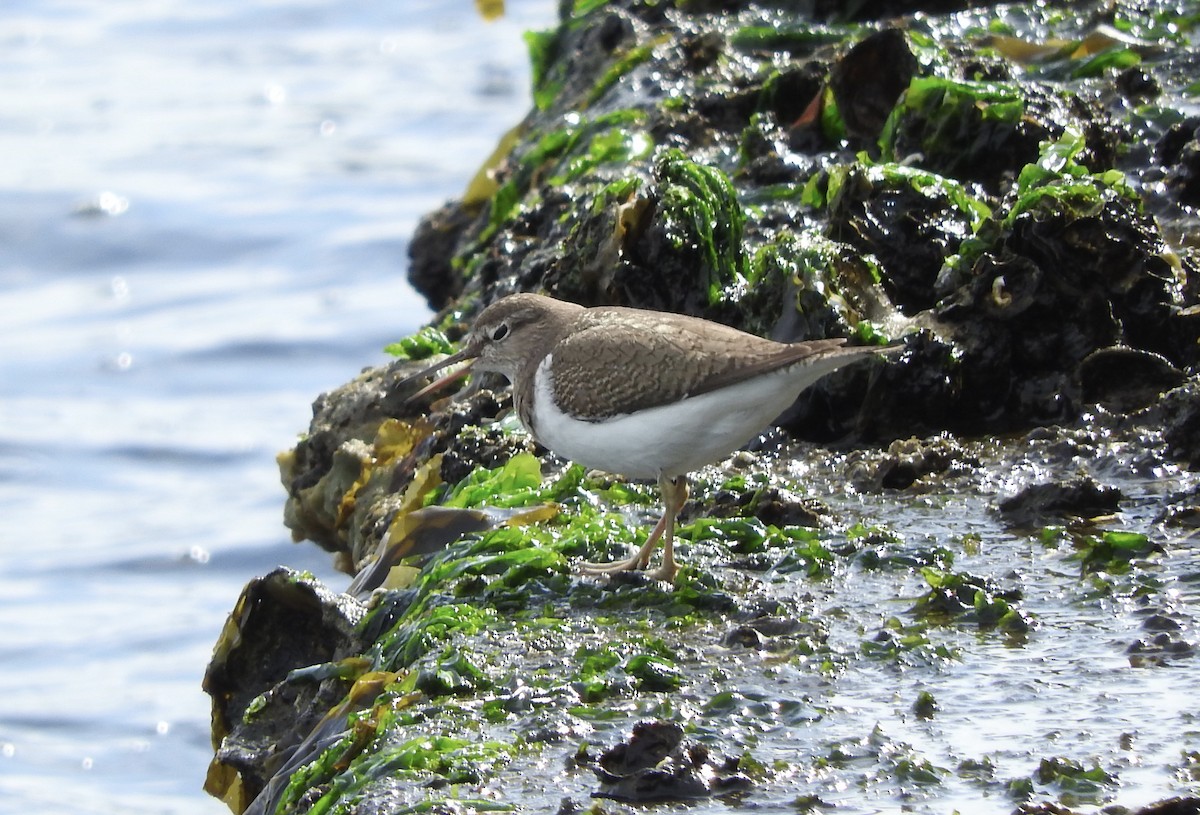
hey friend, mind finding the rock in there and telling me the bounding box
[1079,346,1185,412]
[1162,382,1200,469]
[848,434,978,491]
[997,477,1123,527]
[1133,797,1200,815]
[592,721,752,802]
[1159,118,1200,205]
[202,569,365,810]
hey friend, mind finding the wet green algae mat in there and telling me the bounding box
[204,0,1200,812]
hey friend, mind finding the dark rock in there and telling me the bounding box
[1133,798,1200,815]
[722,625,767,648]
[699,482,828,527]
[723,613,822,649]
[598,721,682,776]
[1159,119,1200,205]
[997,477,1123,527]
[829,28,917,144]
[1126,631,1196,667]
[1162,382,1200,469]
[593,721,752,802]
[407,201,477,310]
[848,433,978,491]
[203,569,365,806]
[1142,614,1182,632]
[1079,346,1185,412]
[828,163,976,314]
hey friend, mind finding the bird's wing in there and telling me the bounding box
[547,308,858,419]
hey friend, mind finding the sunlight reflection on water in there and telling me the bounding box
[0,1,554,812]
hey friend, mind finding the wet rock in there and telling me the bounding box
[723,613,824,650]
[828,161,978,315]
[1014,801,1076,815]
[215,0,1200,812]
[407,201,477,310]
[997,477,1123,527]
[699,482,827,528]
[828,28,917,144]
[1126,631,1195,667]
[203,569,365,809]
[279,359,433,557]
[1161,382,1200,469]
[1079,346,1185,412]
[598,721,682,776]
[1133,798,1200,815]
[435,395,537,486]
[1142,614,1182,632]
[722,625,768,649]
[280,358,537,573]
[848,434,978,491]
[592,721,752,802]
[1158,118,1200,205]
[885,79,1104,193]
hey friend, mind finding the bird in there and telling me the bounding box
[400,292,895,582]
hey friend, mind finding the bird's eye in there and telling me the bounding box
[490,323,510,342]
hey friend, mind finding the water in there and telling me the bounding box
[0,1,554,812]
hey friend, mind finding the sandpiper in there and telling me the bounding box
[402,293,895,581]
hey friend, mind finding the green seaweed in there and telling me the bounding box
[440,452,545,509]
[748,230,894,343]
[1068,529,1161,575]
[1033,756,1118,804]
[1007,126,1137,221]
[1111,4,1200,42]
[728,23,857,54]
[573,643,623,701]
[878,76,1027,160]
[912,568,1030,632]
[586,39,659,107]
[548,120,653,186]
[653,147,749,305]
[415,646,492,695]
[1040,525,1162,577]
[468,110,650,254]
[625,653,684,692]
[376,603,500,671]
[1070,46,1142,79]
[290,718,519,815]
[377,733,515,782]
[819,86,846,144]
[683,516,838,578]
[887,755,948,786]
[943,127,1142,281]
[861,617,959,664]
[823,155,993,230]
[524,28,564,111]
[383,326,454,360]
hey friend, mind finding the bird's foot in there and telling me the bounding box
[578,474,684,584]
[578,553,652,575]
[645,557,678,583]
[578,555,676,583]
[578,530,677,583]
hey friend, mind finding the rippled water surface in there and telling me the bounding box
[0,2,552,812]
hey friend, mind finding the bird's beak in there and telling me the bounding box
[399,347,477,402]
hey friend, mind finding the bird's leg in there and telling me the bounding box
[579,513,668,575]
[646,475,687,582]
[579,474,687,583]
